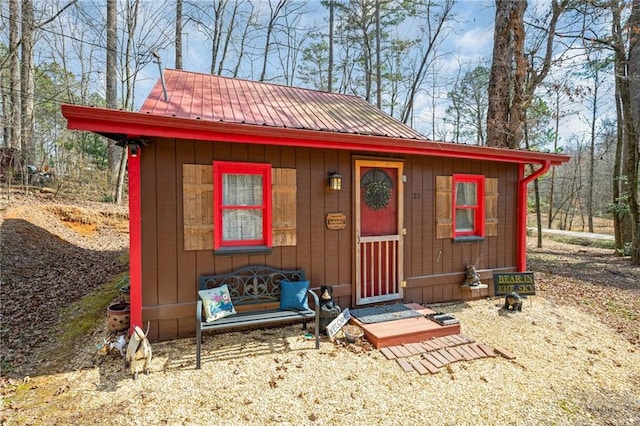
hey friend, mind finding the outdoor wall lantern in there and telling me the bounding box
[328,172,342,191]
[123,137,148,158]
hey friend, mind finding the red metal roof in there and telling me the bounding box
[61,69,570,167]
[139,69,425,140]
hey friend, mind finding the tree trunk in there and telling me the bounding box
[175,0,182,69]
[113,0,139,204]
[486,0,513,148]
[487,0,565,149]
[612,81,625,253]
[588,72,598,233]
[106,0,119,186]
[217,2,240,75]
[328,0,334,93]
[534,178,543,248]
[524,112,543,248]
[547,90,560,229]
[260,0,287,82]
[610,0,639,263]
[21,0,35,169]
[114,146,128,204]
[9,0,21,151]
[621,0,640,263]
[507,0,527,149]
[375,0,381,108]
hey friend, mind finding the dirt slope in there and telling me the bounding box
[1,192,129,374]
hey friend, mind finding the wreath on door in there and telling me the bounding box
[361,168,393,211]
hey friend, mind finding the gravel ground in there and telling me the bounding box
[1,191,639,425]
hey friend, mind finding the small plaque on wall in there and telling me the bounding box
[326,213,347,230]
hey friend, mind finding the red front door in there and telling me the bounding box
[355,160,404,305]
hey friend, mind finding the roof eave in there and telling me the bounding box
[61,104,570,166]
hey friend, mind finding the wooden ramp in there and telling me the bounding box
[379,334,515,375]
[350,303,461,348]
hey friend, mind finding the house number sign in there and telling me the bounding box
[326,213,347,230]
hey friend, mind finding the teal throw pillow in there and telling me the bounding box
[279,280,310,311]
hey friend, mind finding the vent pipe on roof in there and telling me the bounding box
[151,51,168,102]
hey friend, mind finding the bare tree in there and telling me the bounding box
[259,0,293,82]
[580,0,640,261]
[578,58,611,233]
[276,10,311,85]
[112,0,172,203]
[399,0,455,124]
[446,65,490,145]
[231,6,255,78]
[544,79,578,229]
[186,1,249,76]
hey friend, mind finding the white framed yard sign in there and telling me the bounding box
[326,308,351,340]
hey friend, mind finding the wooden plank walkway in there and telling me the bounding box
[380,334,514,374]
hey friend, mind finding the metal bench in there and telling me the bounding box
[196,265,319,369]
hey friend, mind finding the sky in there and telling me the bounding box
[129,0,608,148]
[135,1,495,134]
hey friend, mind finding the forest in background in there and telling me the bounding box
[0,0,638,263]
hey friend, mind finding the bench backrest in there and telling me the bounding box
[198,265,306,307]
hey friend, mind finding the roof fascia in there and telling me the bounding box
[61,104,570,166]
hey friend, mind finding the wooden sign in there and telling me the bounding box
[493,272,536,296]
[326,213,347,230]
[326,308,351,340]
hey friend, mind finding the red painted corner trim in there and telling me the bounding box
[128,148,142,332]
[517,161,551,272]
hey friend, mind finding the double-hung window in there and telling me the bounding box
[453,174,485,238]
[213,161,272,250]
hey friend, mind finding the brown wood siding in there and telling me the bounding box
[309,150,327,287]
[194,141,215,293]
[140,139,159,339]
[404,157,518,305]
[156,140,179,340]
[277,145,298,270]
[323,149,340,289]
[336,150,352,310]
[139,139,520,341]
[176,145,198,313]
[295,148,312,274]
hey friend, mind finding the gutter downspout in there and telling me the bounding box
[517,160,551,272]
